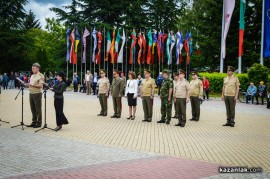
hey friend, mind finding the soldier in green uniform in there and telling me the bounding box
[222,66,240,127]
[173,69,190,127]
[189,71,203,121]
[97,69,110,116]
[141,69,155,122]
[110,70,124,118]
[157,70,173,124]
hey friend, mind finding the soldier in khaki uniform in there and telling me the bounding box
[97,69,110,116]
[222,66,240,127]
[173,69,190,127]
[189,71,203,121]
[26,63,44,128]
[172,72,179,118]
[110,70,124,118]
[141,69,155,122]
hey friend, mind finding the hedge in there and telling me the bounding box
[198,73,250,93]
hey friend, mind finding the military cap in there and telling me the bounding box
[178,69,186,75]
[227,66,235,72]
[144,69,152,74]
[100,69,106,74]
[162,69,170,75]
[173,72,178,77]
[113,69,120,74]
[32,62,41,69]
[191,71,198,76]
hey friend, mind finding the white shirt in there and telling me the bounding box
[125,79,138,97]
[93,76,98,83]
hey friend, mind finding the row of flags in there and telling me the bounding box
[66,27,193,65]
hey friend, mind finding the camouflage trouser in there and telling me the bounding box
[160,97,172,121]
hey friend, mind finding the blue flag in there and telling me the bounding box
[264,0,270,58]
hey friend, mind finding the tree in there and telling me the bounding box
[22,10,41,29]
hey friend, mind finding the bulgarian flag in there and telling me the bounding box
[238,0,246,57]
[105,31,111,61]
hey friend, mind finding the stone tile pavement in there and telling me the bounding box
[0,89,269,178]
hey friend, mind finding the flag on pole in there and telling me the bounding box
[129,29,136,64]
[115,29,121,60]
[137,32,143,64]
[263,0,270,57]
[117,29,126,63]
[189,32,193,55]
[166,33,171,65]
[184,32,191,65]
[151,30,157,64]
[161,33,167,60]
[66,28,71,62]
[105,31,111,61]
[69,28,76,64]
[72,28,80,65]
[238,0,246,57]
[147,29,153,64]
[110,30,116,63]
[157,31,162,63]
[221,0,236,58]
[176,31,184,64]
[92,28,97,63]
[169,33,175,65]
[95,30,102,64]
[142,33,147,64]
[82,27,90,63]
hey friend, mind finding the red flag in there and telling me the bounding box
[69,29,76,64]
[157,32,162,63]
[95,31,102,64]
[137,32,143,64]
[110,30,116,63]
[129,30,136,64]
[179,54,183,64]
[142,34,146,64]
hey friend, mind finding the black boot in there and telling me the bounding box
[157,118,166,123]
[223,119,231,126]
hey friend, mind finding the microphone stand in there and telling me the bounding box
[11,85,27,130]
[35,88,55,133]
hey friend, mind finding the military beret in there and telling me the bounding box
[191,71,198,76]
[162,69,170,74]
[178,69,186,75]
[144,69,152,74]
[227,66,235,72]
[100,69,106,74]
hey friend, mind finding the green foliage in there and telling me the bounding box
[199,72,249,93]
[22,10,41,29]
[247,63,269,86]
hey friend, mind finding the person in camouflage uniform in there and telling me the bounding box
[157,69,173,125]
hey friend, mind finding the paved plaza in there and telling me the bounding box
[0,89,269,178]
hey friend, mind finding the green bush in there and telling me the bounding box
[198,72,249,93]
[247,63,269,86]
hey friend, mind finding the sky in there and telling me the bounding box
[24,0,71,29]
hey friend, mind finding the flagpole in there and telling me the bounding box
[104,27,106,70]
[67,61,69,80]
[90,27,92,74]
[81,28,83,84]
[260,0,265,65]
[125,37,128,77]
[220,0,225,73]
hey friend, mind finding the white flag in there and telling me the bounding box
[169,33,175,65]
[117,29,126,63]
[221,0,235,58]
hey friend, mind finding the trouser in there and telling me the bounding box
[246,94,255,104]
[267,97,270,108]
[203,89,209,100]
[142,96,153,120]
[112,96,121,116]
[29,93,42,126]
[256,94,264,104]
[160,97,172,122]
[157,84,161,95]
[86,81,92,95]
[9,80,14,89]
[190,96,200,120]
[92,82,97,95]
[99,94,108,115]
[174,101,178,117]
[224,96,236,124]
[54,98,68,126]
[175,98,187,125]
[3,81,8,89]
[73,82,78,92]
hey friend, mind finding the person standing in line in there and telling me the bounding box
[9,71,15,89]
[174,69,190,127]
[189,71,203,122]
[2,73,9,90]
[26,63,44,128]
[110,70,124,118]
[266,83,270,109]
[222,66,240,127]
[141,69,155,122]
[92,72,98,95]
[202,76,210,100]
[157,70,173,125]
[120,72,126,96]
[73,73,79,92]
[125,71,138,120]
[172,72,179,119]
[50,72,69,131]
[85,70,93,95]
[137,74,143,97]
[97,69,110,116]
[156,72,163,96]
